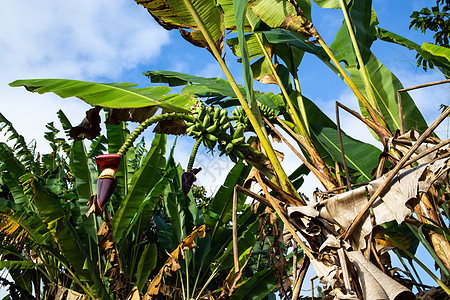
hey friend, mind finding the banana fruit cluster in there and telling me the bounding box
[185,103,277,163]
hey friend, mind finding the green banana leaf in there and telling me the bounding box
[9,79,196,113]
[312,0,350,9]
[204,161,251,243]
[146,70,284,112]
[347,54,429,134]
[0,261,52,271]
[0,143,31,208]
[0,113,40,174]
[20,173,97,283]
[375,27,450,75]
[106,122,136,200]
[70,141,99,241]
[263,29,330,60]
[112,134,167,243]
[230,268,277,300]
[311,125,381,182]
[136,243,158,292]
[330,0,376,65]
[213,218,259,271]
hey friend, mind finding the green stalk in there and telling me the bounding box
[181,0,293,194]
[317,38,389,131]
[187,138,202,172]
[338,0,377,108]
[194,265,220,300]
[398,245,450,295]
[246,14,310,138]
[393,249,422,292]
[185,253,190,299]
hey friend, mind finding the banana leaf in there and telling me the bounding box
[347,54,429,134]
[146,70,284,112]
[311,125,381,182]
[112,134,167,243]
[106,122,136,201]
[136,243,158,292]
[230,268,277,300]
[375,27,450,76]
[0,143,31,208]
[70,141,99,240]
[330,0,376,65]
[9,79,196,113]
[312,0,350,9]
[204,161,251,243]
[135,0,224,51]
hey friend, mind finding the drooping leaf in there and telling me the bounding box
[375,27,450,75]
[263,29,330,60]
[135,0,224,52]
[146,70,284,112]
[312,0,350,9]
[112,134,167,243]
[9,79,196,113]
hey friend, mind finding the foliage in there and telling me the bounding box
[6,0,450,299]
[409,0,450,70]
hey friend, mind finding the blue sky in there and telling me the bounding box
[0,0,448,294]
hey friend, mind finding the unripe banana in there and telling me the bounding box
[213,106,220,119]
[195,122,204,131]
[186,126,195,136]
[222,123,231,131]
[204,133,218,142]
[198,107,206,120]
[206,123,218,133]
[220,108,227,118]
[203,114,211,129]
[207,106,213,113]
[233,124,245,139]
[219,114,227,125]
[231,136,245,145]
[225,143,234,153]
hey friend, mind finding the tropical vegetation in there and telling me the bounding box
[1,0,450,299]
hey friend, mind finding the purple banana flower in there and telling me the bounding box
[95,154,121,208]
[182,168,202,196]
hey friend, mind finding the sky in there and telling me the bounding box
[0,0,449,296]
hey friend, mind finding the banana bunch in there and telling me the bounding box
[259,103,277,120]
[185,105,229,150]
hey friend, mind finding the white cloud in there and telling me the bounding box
[0,0,170,152]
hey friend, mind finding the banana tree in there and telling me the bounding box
[8,0,450,298]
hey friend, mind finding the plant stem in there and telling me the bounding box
[246,14,309,138]
[181,0,293,194]
[187,138,202,172]
[317,38,389,131]
[398,245,450,295]
[393,249,422,292]
[338,0,377,108]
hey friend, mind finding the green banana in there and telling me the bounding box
[203,114,211,129]
[225,143,234,153]
[206,123,218,133]
[231,136,245,145]
[204,133,218,142]
[233,124,245,138]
